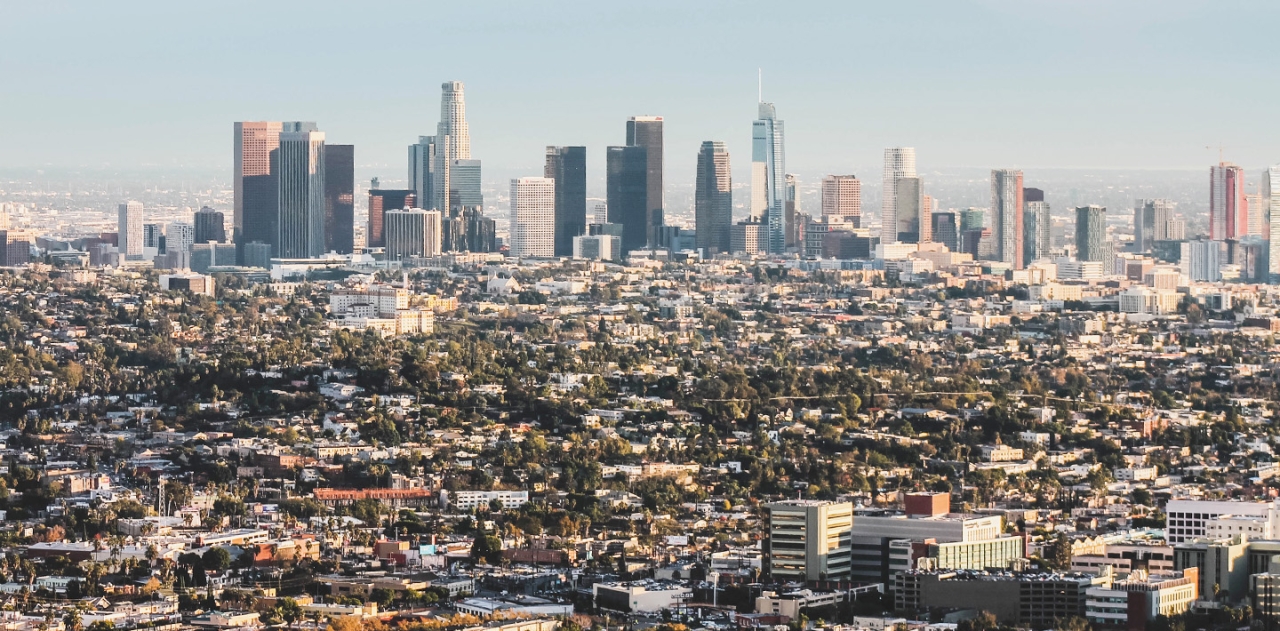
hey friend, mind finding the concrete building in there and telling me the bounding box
[765,500,854,581]
[510,177,556,257]
[1084,569,1198,631]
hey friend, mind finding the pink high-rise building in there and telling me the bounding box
[1210,162,1247,241]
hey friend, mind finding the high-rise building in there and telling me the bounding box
[1248,192,1267,238]
[233,121,284,255]
[894,177,927,243]
[1265,167,1280,280]
[606,145,649,255]
[275,122,326,259]
[1024,188,1051,265]
[626,116,664,248]
[1182,239,1223,282]
[408,136,435,210]
[1076,205,1107,263]
[753,104,786,253]
[1134,198,1175,252]
[960,208,985,233]
[785,174,804,250]
[432,81,474,213]
[193,207,226,244]
[1211,162,1247,241]
[694,141,732,255]
[881,148,917,244]
[545,146,587,257]
[323,144,354,254]
[765,500,854,582]
[144,223,163,250]
[821,175,861,226]
[166,223,194,255]
[384,208,442,261]
[932,212,958,252]
[367,190,416,249]
[448,159,483,213]
[118,201,144,260]
[509,177,556,257]
[588,199,608,226]
[991,169,1025,269]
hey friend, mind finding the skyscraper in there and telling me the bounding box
[166,222,194,254]
[275,122,326,259]
[894,177,927,243]
[960,208,986,233]
[1265,166,1280,280]
[606,145,648,255]
[1076,205,1107,263]
[432,81,473,213]
[367,190,417,249]
[1211,162,1247,241]
[118,201,144,260]
[509,177,556,257]
[1248,191,1267,238]
[233,121,284,256]
[1134,198,1175,252]
[545,146,587,256]
[990,169,1025,269]
[408,136,435,209]
[384,208,442,261]
[324,144,354,254]
[626,116,664,248]
[193,207,226,244]
[932,212,958,252]
[821,175,861,226]
[695,141,732,255]
[1024,188,1051,265]
[881,148,917,244]
[753,104,786,253]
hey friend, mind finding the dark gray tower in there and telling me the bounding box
[545,146,587,257]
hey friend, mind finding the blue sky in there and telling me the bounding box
[2,0,1277,183]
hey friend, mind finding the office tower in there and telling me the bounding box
[893,177,927,243]
[166,223,194,255]
[960,208,985,233]
[588,199,608,226]
[1134,198,1174,251]
[324,144,354,254]
[143,223,163,250]
[1182,239,1223,282]
[881,148,917,244]
[193,207,226,244]
[695,141,732,255]
[545,146,587,256]
[765,500,854,582]
[752,104,786,253]
[991,169,1025,269]
[1265,167,1280,279]
[1024,188,1051,265]
[408,136,435,209]
[509,177,556,257]
[274,122,326,259]
[449,159,483,213]
[233,121,284,254]
[626,116,665,247]
[1211,162,1247,240]
[821,175,861,226]
[731,220,768,255]
[431,81,473,213]
[367,190,416,249]
[1076,205,1107,264]
[932,212,959,251]
[118,201,143,260]
[784,174,804,250]
[384,208,442,261]
[573,234,620,262]
[1248,192,1267,238]
[606,145,649,254]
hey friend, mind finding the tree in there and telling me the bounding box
[326,617,363,631]
[470,534,503,565]
[202,547,231,573]
[370,588,396,609]
[276,598,303,628]
[956,611,998,631]
[1044,533,1073,571]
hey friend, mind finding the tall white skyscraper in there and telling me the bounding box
[118,201,144,260]
[1265,166,1280,280]
[752,102,786,253]
[990,169,1024,269]
[432,81,476,213]
[276,122,326,259]
[510,177,556,257]
[881,148,917,244]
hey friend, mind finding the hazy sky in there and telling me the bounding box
[3,0,1278,186]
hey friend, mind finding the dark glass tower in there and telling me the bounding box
[606,145,649,255]
[545,146,587,257]
[194,206,226,244]
[695,141,732,254]
[324,144,355,254]
[626,116,664,247]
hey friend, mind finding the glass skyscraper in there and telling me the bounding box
[275,122,326,259]
[545,146,587,256]
[695,141,732,255]
[606,145,649,255]
[626,116,664,248]
[753,103,786,253]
